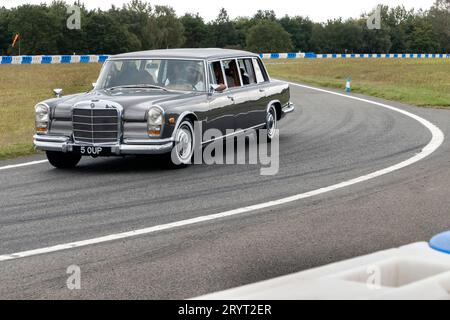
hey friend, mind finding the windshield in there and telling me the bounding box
[96,59,206,92]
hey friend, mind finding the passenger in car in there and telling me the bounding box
[212,62,227,92]
[225,60,240,88]
[240,68,250,85]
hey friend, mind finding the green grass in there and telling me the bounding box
[266,59,450,107]
[0,59,449,160]
[0,63,102,160]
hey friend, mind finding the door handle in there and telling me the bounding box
[259,88,266,93]
[227,95,235,102]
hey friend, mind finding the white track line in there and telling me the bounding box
[0,83,444,262]
[0,160,47,171]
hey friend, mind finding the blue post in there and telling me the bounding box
[345,77,352,92]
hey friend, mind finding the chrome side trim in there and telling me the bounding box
[201,123,265,145]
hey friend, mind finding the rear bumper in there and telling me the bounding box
[280,102,295,119]
[33,135,174,155]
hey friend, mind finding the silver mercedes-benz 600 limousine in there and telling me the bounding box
[33,48,295,168]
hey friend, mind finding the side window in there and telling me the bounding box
[222,59,242,88]
[252,58,269,83]
[237,58,257,85]
[209,61,224,86]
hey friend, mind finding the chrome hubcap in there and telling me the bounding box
[176,125,193,161]
[267,109,276,138]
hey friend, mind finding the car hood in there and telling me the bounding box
[48,88,202,121]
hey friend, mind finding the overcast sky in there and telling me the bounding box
[2,0,437,22]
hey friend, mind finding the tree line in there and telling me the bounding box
[0,0,449,56]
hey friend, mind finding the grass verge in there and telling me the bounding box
[1,59,449,160]
[266,59,450,107]
[0,63,102,160]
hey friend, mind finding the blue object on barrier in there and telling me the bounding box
[80,55,90,63]
[98,55,109,62]
[270,53,280,59]
[60,55,72,63]
[429,231,450,254]
[21,56,32,64]
[1,56,12,64]
[305,52,316,59]
[41,56,52,64]
[287,52,297,59]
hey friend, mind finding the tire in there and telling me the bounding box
[258,105,278,143]
[46,151,81,169]
[169,119,195,167]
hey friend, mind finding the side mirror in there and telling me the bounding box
[53,88,63,98]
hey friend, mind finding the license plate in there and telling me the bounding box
[73,145,112,156]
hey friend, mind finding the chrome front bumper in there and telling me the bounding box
[33,135,174,155]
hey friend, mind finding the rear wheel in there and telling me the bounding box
[46,151,81,169]
[258,105,277,143]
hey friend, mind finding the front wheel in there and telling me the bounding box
[46,151,81,169]
[169,120,195,167]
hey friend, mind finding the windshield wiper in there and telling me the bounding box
[106,84,169,91]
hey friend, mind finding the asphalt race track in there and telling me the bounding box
[1,83,450,299]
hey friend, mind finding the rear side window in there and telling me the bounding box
[252,58,269,83]
[237,58,256,85]
[222,59,242,88]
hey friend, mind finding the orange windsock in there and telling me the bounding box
[12,33,20,47]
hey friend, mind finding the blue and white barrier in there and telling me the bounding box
[260,52,450,59]
[0,55,110,64]
[1,53,449,64]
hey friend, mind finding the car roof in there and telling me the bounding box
[110,48,259,60]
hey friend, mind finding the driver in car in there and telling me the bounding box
[187,63,205,91]
[165,62,204,91]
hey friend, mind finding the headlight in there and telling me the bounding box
[35,104,50,134]
[147,106,164,137]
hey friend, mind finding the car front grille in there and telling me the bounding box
[72,108,120,144]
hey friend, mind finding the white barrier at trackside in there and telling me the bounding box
[196,242,450,300]
[1,52,449,64]
[0,54,109,64]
